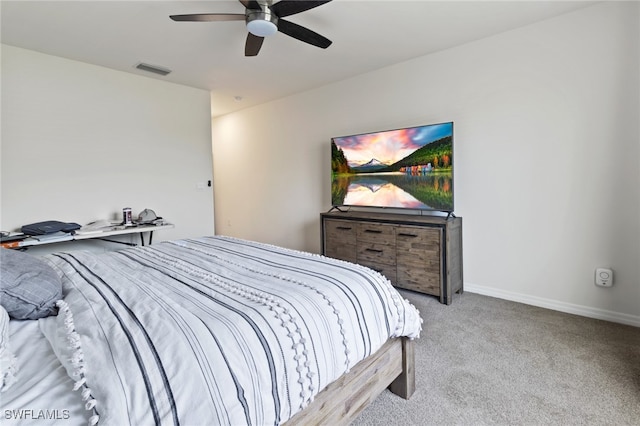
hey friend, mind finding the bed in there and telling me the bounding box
[1,236,422,425]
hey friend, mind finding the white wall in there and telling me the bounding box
[1,45,215,250]
[212,2,640,326]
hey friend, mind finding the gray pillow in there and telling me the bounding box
[0,249,62,319]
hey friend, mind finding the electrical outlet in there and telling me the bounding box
[595,268,613,287]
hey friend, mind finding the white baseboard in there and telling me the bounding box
[464,283,640,328]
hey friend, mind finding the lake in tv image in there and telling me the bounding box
[331,122,453,211]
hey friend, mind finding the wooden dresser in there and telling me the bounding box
[321,210,463,304]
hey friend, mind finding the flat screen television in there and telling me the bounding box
[331,121,454,213]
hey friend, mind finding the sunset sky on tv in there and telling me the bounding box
[333,122,452,166]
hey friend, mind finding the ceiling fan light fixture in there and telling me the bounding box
[246,10,278,37]
[247,19,277,36]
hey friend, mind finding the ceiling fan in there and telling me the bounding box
[170,0,333,57]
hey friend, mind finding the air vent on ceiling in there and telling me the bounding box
[135,63,172,76]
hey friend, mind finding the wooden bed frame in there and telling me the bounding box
[285,337,415,425]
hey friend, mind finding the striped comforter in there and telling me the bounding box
[41,236,422,425]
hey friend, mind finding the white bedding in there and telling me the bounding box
[2,236,421,425]
[2,320,87,425]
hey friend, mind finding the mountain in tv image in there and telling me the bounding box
[331,122,453,211]
[348,136,452,174]
[350,158,389,172]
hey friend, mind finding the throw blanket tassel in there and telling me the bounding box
[56,300,100,426]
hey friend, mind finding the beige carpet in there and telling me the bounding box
[353,291,640,425]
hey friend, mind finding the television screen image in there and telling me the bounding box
[331,122,453,212]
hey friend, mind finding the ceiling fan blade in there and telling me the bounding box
[170,13,245,22]
[271,0,332,18]
[245,33,265,56]
[239,0,261,10]
[277,19,332,49]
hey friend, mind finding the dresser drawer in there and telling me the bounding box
[324,219,357,263]
[357,243,396,266]
[395,226,441,251]
[357,222,395,245]
[358,261,397,284]
[396,228,441,265]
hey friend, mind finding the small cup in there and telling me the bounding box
[123,208,133,225]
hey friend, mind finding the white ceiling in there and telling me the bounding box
[1,0,596,117]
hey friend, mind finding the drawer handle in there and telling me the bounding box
[336,226,352,230]
[364,229,382,234]
[365,248,383,253]
[398,233,418,238]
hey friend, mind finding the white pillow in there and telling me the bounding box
[0,305,18,392]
